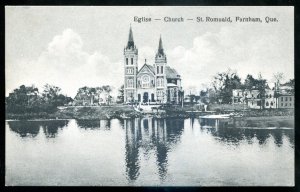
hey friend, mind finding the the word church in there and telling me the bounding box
[123,26,183,104]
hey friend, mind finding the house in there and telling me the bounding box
[232,85,293,109]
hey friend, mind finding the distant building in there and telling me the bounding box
[232,85,294,109]
[123,26,183,104]
[277,94,294,109]
[275,84,294,109]
[264,89,277,109]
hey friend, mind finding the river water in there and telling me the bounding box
[5,118,294,186]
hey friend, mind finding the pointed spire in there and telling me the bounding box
[128,24,133,42]
[126,24,134,49]
[157,34,165,56]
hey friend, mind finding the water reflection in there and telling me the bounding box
[76,119,111,130]
[6,117,294,186]
[122,118,184,182]
[8,120,68,138]
[8,121,40,138]
[200,124,294,147]
[42,120,69,138]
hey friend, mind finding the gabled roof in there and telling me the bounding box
[137,64,155,75]
[146,64,155,74]
[137,63,181,79]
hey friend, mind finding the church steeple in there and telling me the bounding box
[157,35,165,56]
[126,25,135,49]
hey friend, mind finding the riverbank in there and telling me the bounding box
[6,104,294,121]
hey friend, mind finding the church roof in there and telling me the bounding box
[137,63,155,75]
[165,66,180,79]
[137,64,180,79]
[145,64,155,74]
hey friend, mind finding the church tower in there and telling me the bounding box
[154,35,167,103]
[124,26,138,103]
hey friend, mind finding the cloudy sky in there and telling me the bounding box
[6,6,293,97]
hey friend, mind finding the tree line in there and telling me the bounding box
[6,84,73,114]
[6,84,115,114]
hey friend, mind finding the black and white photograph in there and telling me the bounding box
[5,6,294,186]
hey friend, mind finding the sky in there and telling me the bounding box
[5,6,294,97]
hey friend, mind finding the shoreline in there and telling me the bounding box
[6,105,294,121]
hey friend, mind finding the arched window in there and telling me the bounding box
[269,94,272,98]
[266,101,269,106]
[270,101,273,106]
[157,78,163,87]
[127,79,133,88]
[265,94,268,98]
[151,93,155,102]
[126,58,128,65]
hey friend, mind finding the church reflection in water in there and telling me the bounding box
[122,117,184,182]
[76,119,111,130]
[7,117,294,183]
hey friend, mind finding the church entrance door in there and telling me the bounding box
[143,92,148,103]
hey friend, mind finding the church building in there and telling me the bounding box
[124,26,183,104]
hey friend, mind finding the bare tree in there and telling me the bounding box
[272,72,285,90]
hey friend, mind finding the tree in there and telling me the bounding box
[41,84,70,111]
[6,85,40,113]
[117,85,124,103]
[212,69,242,104]
[244,74,257,90]
[42,84,61,100]
[95,86,103,104]
[272,72,285,90]
[74,86,91,105]
[282,78,294,94]
[102,85,113,105]
[6,84,69,114]
[256,73,267,109]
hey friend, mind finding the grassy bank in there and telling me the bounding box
[6,103,294,120]
[6,105,139,120]
[232,115,294,128]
